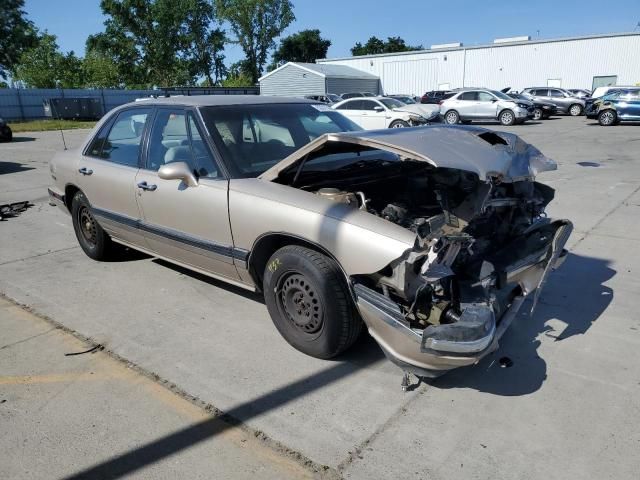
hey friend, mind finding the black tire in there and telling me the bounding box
[443,110,460,124]
[389,119,409,128]
[499,109,516,126]
[598,109,617,126]
[569,104,583,116]
[71,191,113,260]
[263,245,362,359]
[533,108,543,121]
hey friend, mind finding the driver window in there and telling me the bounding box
[360,100,379,111]
[549,89,564,97]
[147,110,194,172]
[477,92,495,102]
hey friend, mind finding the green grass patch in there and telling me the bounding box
[8,119,97,133]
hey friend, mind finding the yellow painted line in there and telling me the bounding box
[0,371,130,385]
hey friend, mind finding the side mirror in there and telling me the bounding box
[158,161,198,187]
[373,106,384,112]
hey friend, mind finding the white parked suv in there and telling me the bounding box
[331,97,434,129]
[440,88,533,126]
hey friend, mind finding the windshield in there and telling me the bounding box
[379,98,405,109]
[490,90,514,101]
[199,103,362,178]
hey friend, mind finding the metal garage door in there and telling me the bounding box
[382,59,438,96]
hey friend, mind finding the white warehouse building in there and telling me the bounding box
[317,32,640,95]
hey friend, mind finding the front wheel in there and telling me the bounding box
[389,120,409,128]
[263,246,362,359]
[533,108,543,121]
[569,104,583,116]
[444,110,460,124]
[499,109,516,126]
[71,191,113,260]
[598,110,617,126]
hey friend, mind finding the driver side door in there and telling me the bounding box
[134,108,241,282]
[359,99,388,129]
[475,91,499,119]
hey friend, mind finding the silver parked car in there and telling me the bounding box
[48,96,572,380]
[439,88,533,126]
[521,88,586,116]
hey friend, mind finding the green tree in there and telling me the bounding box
[0,0,38,79]
[351,36,422,56]
[269,29,331,70]
[88,0,226,88]
[83,50,122,88]
[215,0,295,84]
[12,33,85,88]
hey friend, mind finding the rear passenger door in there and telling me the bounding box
[134,108,240,282]
[77,107,152,247]
[455,91,479,118]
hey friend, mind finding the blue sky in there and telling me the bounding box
[24,0,640,63]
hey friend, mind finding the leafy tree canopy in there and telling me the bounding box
[351,36,422,56]
[215,0,295,84]
[0,0,38,79]
[269,29,331,70]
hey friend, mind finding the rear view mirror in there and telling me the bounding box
[158,161,199,187]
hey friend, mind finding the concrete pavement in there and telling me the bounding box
[1,118,639,479]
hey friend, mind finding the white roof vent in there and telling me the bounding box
[493,35,531,44]
[431,42,462,49]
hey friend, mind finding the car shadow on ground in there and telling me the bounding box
[60,328,384,480]
[3,136,36,143]
[470,120,543,126]
[0,161,36,174]
[586,121,640,127]
[431,253,615,396]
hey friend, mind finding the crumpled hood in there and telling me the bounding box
[392,104,440,119]
[259,125,557,182]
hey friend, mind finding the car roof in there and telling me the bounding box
[128,95,318,108]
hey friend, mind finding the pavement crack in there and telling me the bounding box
[0,327,57,350]
[335,381,429,473]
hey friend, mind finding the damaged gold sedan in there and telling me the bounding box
[48,96,571,382]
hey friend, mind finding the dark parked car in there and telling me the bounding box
[521,88,585,116]
[340,92,376,99]
[503,89,558,120]
[421,90,453,104]
[0,116,12,142]
[585,88,640,125]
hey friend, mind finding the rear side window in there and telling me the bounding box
[459,92,478,101]
[535,89,549,96]
[360,100,379,111]
[336,100,360,110]
[91,109,151,167]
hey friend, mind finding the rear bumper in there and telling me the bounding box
[354,219,573,377]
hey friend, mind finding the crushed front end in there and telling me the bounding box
[352,171,572,377]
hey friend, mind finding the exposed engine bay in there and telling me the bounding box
[300,160,562,335]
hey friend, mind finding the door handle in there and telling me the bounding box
[137,181,157,191]
[78,167,93,176]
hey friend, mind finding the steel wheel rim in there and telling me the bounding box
[445,112,457,124]
[601,111,614,125]
[570,105,581,116]
[533,109,542,120]
[78,206,97,245]
[277,273,323,334]
[501,112,513,124]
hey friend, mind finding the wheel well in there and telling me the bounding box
[248,233,350,292]
[64,184,80,212]
[499,108,514,116]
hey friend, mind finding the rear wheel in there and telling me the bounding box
[71,191,113,260]
[569,104,583,116]
[263,246,362,359]
[444,110,460,124]
[499,109,516,126]
[389,120,409,128]
[598,109,617,126]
